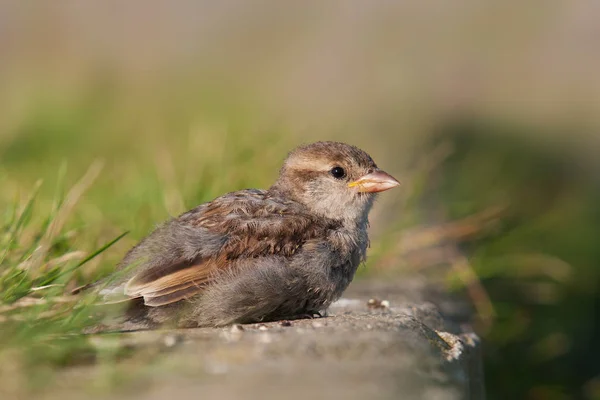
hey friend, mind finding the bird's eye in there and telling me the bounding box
[330,166,346,179]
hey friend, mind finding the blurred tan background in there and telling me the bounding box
[1,2,599,399]
[2,2,600,137]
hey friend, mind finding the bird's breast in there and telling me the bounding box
[329,226,368,260]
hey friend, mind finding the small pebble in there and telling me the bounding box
[367,298,390,310]
[258,324,268,331]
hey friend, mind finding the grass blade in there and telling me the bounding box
[48,230,129,284]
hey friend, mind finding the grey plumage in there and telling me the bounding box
[102,141,399,328]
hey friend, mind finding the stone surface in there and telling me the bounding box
[45,277,484,400]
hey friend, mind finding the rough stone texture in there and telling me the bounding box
[45,277,484,400]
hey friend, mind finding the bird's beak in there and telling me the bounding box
[348,169,400,193]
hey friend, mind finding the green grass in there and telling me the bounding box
[0,85,259,392]
[0,170,119,394]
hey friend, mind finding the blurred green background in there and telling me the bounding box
[1,2,599,399]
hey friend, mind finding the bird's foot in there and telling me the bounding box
[285,311,323,321]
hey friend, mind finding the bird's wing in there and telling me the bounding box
[121,189,336,306]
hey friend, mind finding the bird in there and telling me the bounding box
[100,141,400,329]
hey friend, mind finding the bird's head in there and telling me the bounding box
[270,141,400,225]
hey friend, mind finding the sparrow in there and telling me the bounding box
[101,141,399,328]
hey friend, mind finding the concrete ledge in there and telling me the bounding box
[65,278,484,400]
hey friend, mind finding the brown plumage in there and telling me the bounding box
[101,141,399,328]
